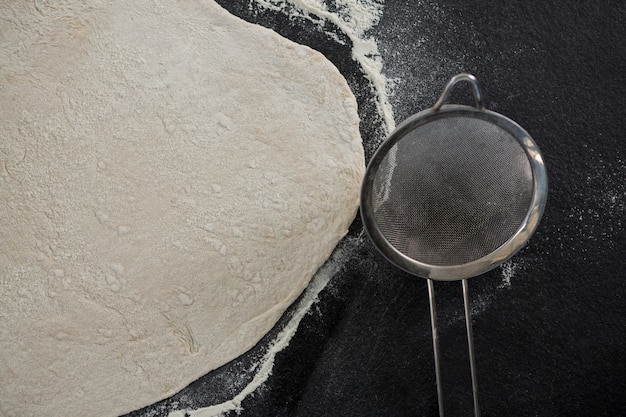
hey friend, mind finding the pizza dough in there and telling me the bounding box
[0,1,364,416]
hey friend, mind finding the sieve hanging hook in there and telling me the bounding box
[433,73,485,111]
[360,73,547,417]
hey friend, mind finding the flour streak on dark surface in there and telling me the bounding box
[130,1,626,416]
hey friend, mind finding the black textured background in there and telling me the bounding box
[131,1,626,416]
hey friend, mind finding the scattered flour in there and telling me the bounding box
[442,260,520,328]
[498,259,517,289]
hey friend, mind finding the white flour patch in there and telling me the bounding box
[498,259,517,289]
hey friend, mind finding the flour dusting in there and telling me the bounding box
[442,260,521,328]
[498,259,517,289]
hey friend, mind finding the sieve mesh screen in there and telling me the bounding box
[371,116,533,266]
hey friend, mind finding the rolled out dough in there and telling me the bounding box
[0,1,364,416]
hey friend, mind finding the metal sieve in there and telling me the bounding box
[360,73,547,417]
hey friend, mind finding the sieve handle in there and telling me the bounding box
[433,73,485,111]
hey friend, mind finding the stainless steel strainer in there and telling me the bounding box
[360,73,547,416]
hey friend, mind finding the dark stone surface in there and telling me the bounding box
[130,1,626,416]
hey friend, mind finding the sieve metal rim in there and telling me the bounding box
[360,102,548,281]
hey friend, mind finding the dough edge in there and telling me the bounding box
[0,1,364,416]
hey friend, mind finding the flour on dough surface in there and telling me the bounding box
[0,1,364,416]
